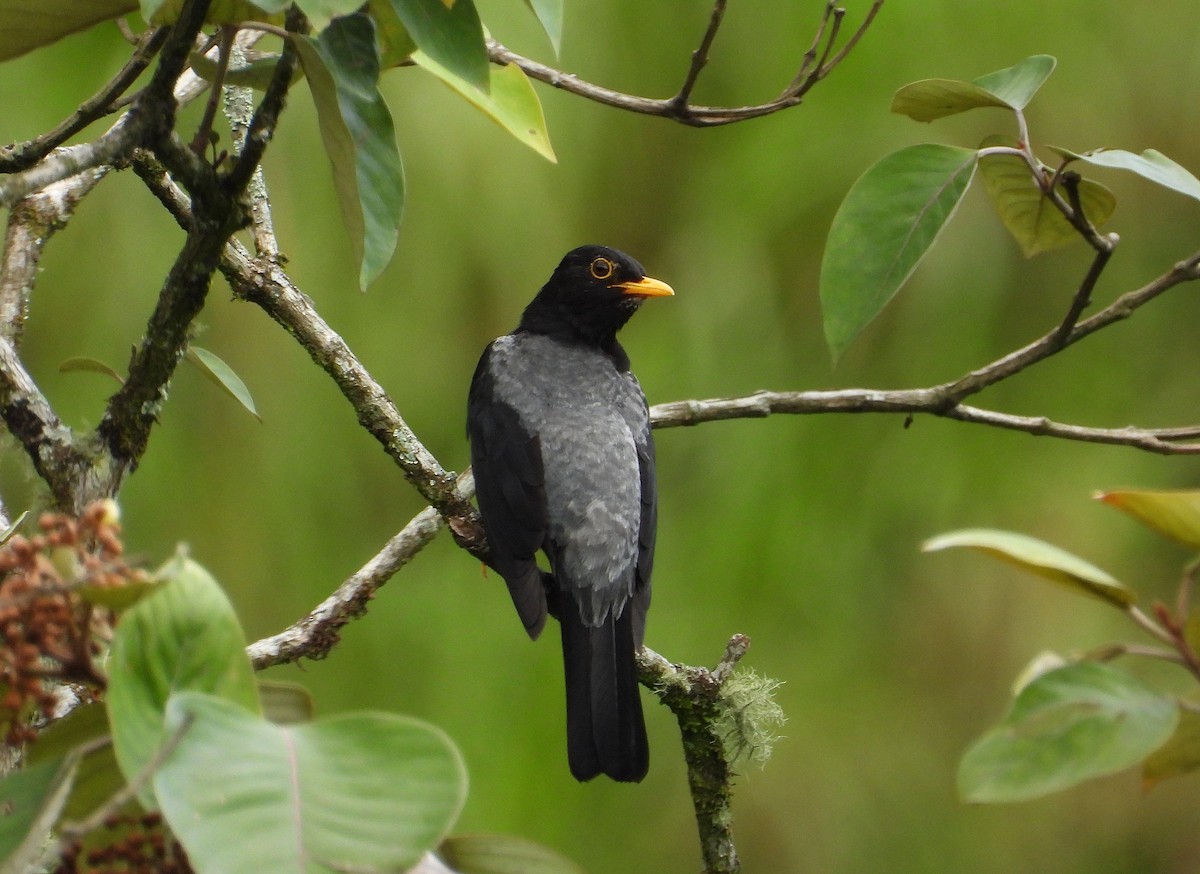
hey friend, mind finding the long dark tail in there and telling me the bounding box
[559,593,648,782]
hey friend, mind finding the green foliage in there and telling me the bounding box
[295,14,406,292]
[930,489,1200,803]
[107,551,261,808]
[155,692,468,873]
[922,528,1134,609]
[977,135,1115,257]
[186,345,262,423]
[0,755,80,873]
[958,662,1178,803]
[387,0,489,94]
[0,0,137,62]
[820,54,1200,358]
[819,144,976,361]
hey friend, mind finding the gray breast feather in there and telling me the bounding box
[488,334,647,625]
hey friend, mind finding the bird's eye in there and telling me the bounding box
[589,257,615,280]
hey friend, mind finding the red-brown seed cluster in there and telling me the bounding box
[57,812,195,874]
[0,501,147,743]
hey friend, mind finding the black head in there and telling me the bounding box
[519,245,674,347]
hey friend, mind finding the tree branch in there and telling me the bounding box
[486,0,884,127]
[0,27,169,174]
[638,635,755,874]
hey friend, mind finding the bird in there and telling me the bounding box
[467,245,673,782]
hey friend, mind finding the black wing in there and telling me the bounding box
[467,342,549,638]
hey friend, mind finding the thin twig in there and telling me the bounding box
[670,0,728,112]
[486,1,883,127]
[0,28,169,173]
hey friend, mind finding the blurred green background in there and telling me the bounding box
[5,1,1200,871]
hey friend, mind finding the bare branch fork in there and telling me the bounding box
[488,0,885,127]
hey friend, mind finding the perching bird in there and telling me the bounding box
[467,245,673,782]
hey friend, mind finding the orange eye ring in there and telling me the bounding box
[589,257,615,280]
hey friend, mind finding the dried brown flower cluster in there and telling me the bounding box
[58,812,194,874]
[0,501,147,743]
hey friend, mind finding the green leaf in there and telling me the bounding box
[107,552,260,809]
[59,357,124,385]
[1095,489,1200,550]
[958,662,1178,802]
[371,0,418,67]
[522,0,563,56]
[1143,706,1200,790]
[1050,146,1200,203]
[978,135,1115,256]
[185,345,262,422]
[388,0,488,93]
[295,14,405,289]
[0,0,137,63]
[412,49,556,162]
[24,704,123,824]
[439,834,585,874]
[972,54,1056,111]
[0,510,27,545]
[819,144,976,360]
[294,0,365,31]
[156,692,468,874]
[0,756,80,873]
[923,527,1134,608]
[892,55,1056,121]
[77,576,163,612]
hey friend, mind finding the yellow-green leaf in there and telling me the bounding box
[412,49,556,162]
[922,528,1135,608]
[59,357,124,385]
[1143,706,1200,790]
[0,0,137,63]
[1095,489,1200,550]
[978,135,1115,256]
[186,345,262,422]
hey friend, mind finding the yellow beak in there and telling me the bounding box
[616,275,675,298]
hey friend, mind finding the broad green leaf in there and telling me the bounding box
[371,0,418,67]
[891,79,1009,123]
[186,345,262,422]
[295,14,405,289]
[0,756,79,874]
[522,0,563,56]
[439,834,585,874]
[1050,146,1200,203]
[259,680,316,725]
[972,54,1056,111]
[156,692,468,874]
[388,0,489,93]
[59,356,124,384]
[922,528,1134,608]
[107,552,259,809]
[959,662,1177,802]
[0,0,137,63]
[1095,489,1200,550]
[892,55,1055,122]
[820,144,976,360]
[978,135,1115,256]
[412,49,556,162]
[1143,706,1200,790]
